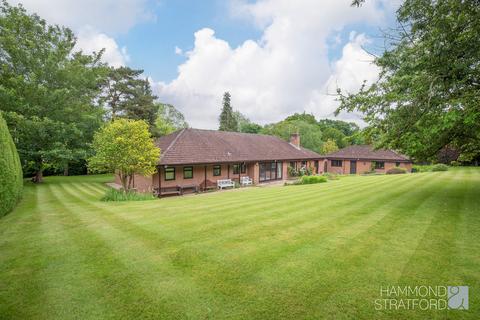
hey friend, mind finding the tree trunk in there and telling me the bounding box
[64,163,69,176]
[120,173,128,192]
[32,169,43,183]
[127,174,133,191]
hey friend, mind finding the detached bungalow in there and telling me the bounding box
[119,128,323,195]
[324,145,412,174]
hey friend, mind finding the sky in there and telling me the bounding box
[11,0,400,128]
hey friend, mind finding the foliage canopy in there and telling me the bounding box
[88,119,160,191]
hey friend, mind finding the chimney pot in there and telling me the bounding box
[290,132,300,149]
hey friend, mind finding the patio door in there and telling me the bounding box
[259,161,282,182]
[350,160,357,174]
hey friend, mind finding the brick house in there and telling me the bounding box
[324,145,412,174]
[119,128,323,195]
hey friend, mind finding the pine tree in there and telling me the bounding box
[218,92,238,131]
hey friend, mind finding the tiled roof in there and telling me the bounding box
[155,128,322,165]
[325,145,411,161]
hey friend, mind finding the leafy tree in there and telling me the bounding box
[262,120,323,153]
[322,127,347,149]
[318,119,360,137]
[240,122,263,134]
[0,1,107,182]
[321,139,339,155]
[338,0,480,161]
[153,103,188,136]
[0,112,22,216]
[285,112,317,125]
[88,119,160,191]
[218,92,238,131]
[100,66,157,129]
[233,111,262,133]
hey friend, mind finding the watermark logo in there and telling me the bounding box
[447,286,468,310]
[374,285,469,311]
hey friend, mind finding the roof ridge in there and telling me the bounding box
[159,128,186,162]
[186,127,279,139]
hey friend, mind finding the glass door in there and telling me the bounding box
[259,161,282,182]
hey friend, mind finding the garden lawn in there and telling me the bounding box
[1,168,479,319]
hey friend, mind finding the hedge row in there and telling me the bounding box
[0,112,23,217]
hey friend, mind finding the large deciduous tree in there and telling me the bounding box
[218,92,238,131]
[153,103,188,137]
[88,119,160,191]
[0,1,107,182]
[338,0,480,161]
[233,111,262,133]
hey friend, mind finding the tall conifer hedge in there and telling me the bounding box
[0,112,23,216]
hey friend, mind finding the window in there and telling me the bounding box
[164,167,175,181]
[213,165,221,176]
[396,162,400,167]
[301,161,307,167]
[233,164,240,174]
[374,161,385,169]
[289,161,296,169]
[183,166,193,179]
[240,163,246,174]
[331,160,342,167]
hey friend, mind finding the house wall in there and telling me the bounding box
[113,173,155,193]
[153,163,255,190]
[114,158,327,193]
[325,159,413,174]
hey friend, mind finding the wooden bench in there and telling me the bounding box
[156,186,181,197]
[180,184,199,195]
[240,176,253,186]
[217,179,235,190]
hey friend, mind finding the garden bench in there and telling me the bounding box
[180,184,199,195]
[157,186,181,197]
[240,176,253,186]
[217,179,235,190]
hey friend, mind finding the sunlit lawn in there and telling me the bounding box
[1,168,479,319]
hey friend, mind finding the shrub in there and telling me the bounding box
[450,160,460,166]
[101,188,156,202]
[322,172,339,180]
[431,163,449,171]
[301,175,328,184]
[412,164,433,172]
[0,112,23,217]
[287,166,298,177]
[386,167,407,174]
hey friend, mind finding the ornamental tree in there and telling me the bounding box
[338,0,480,161]
[88,119,160,191]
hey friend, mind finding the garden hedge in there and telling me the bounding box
[0,112,23,217]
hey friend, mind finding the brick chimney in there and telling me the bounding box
[290,132,300,149]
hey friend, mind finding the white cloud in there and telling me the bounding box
[153,0,392,129]
[309,33,380,125]
[174,46,183,55]
[11,0,151,68]
[76,27,130,67]
[10,0,154,34]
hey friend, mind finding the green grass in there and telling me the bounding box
[0,169,479,319]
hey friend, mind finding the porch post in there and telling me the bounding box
[204,165,207,190]
[157,166,162,198]
[227,164,230,178]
